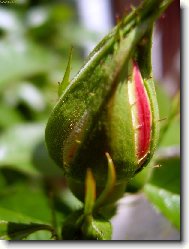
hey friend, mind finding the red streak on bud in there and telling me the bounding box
[133,62,151,160]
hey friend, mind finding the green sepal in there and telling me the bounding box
[104,75,137,181]
[84,169,96,215]
[67,154,126,209]
[94,153,116,210]
[58,47,73,97]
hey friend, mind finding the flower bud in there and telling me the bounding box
[104,60,159,182]
[45,0,169,189]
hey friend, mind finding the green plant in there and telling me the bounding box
[0,0,180,240]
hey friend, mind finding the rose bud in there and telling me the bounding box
[104,59,159,182]
[45,0,170,201]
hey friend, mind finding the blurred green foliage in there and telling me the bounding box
[0,0,180,240]
[0,0,88,240]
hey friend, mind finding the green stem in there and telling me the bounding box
[48,191,59,240]
[63,0,173,97]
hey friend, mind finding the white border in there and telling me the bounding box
[0,2,185,249]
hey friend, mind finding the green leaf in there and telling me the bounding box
[126,165,152,193]
[159,118,180,147]
[156,84,180,147]
[0,124,62,176]
[4,82,46,114]
[91,217,112,240]
[0,40,54,92]
[148,157,180,194]
[0,183,52,224]
[156,84,172,120]
[57,188,83,213]
[61,210,112,240]
[0,180,68,239]
[0,221,53,240]
[82,215,112,240]
[144,157,180,229]
[23,230,53,240]
[0,102,23,129]
[0,207,43,224]
[144,185,180,230]
[0,124,43,175]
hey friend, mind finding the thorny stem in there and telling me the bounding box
[63,0,173,97]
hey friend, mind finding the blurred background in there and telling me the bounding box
[0,0,180,129]
[0,0,180,240]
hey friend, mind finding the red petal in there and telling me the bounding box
[133,62,151,160]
